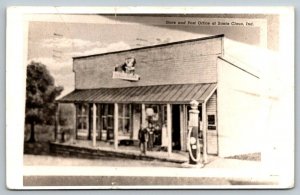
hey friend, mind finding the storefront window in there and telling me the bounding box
[99,104,114,140]
[76,103,89,138]
[118,104,132,138]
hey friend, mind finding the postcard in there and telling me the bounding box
[6,6,294,189]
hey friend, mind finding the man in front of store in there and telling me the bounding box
[147,122,155,151]
[138,125,149,155]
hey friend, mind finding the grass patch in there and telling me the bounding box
[24,125,55,155]
[225,152,261,161]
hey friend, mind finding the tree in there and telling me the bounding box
[25,61,63,143]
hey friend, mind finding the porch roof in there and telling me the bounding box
[57,83,217,104]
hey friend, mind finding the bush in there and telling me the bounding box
[59,103,75,127]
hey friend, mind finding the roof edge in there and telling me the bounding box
[68,82,218,90]
[217,57,260,79]
[73,34,224,59]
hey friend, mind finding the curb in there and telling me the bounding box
[50,142,187,164]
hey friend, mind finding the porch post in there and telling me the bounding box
[179,105,185,151]
[141,104,146,128]
[114,103,119,150]
[184,105,188,151]
[202,102,208,163]
[92,103,97,147]
[167,104,172,155]
[72,103,77,144]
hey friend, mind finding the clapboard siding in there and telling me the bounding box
[206,91,218,155]
[207,132,218,155]
[207,92,217,113]
[74,37,222,89]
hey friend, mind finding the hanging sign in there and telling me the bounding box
[112,57,140,81]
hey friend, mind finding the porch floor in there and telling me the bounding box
[51,139,217,164]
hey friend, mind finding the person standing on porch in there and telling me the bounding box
[146,122,155,151]
[138,126,149,155]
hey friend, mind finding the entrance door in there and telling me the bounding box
[172,105,181,150]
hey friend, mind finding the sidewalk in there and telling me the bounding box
[29,141,279,185]
[24,154,278,186]
[50,140,219,164]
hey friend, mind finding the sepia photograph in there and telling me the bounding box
[6,6,294,189]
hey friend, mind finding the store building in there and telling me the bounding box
[57,34,261,158]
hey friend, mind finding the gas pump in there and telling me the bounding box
[187,100,202,165]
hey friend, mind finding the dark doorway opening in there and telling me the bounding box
[172,105,181,150]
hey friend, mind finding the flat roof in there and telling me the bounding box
[73,34,224,59]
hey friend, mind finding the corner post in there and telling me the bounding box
[202,102,208,163]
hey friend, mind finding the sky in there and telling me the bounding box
[27,14,279,97]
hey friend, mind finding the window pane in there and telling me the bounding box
[98,104,103,115]
[118,104,123,116]
[77,104,88,131]
[153,105,158,114]
[83,118,87,129]
[118,118,123,131]
[102,117,107,129]
[152,106,159,122]
[77,118,83,129]
[96,117,99,129]
[77,117,87,129]
[124,119,130,133]
[124,104,130,117]
[81,104,88,115]
[107,117,113,128]
[118,118,130,135]
[90,104,93,113]
[208,115,215,125]
[134,104,141,113]
[108,104,114,115]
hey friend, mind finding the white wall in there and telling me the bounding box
[217,58,262,157]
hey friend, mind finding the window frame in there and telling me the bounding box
[76,103,89,139]
[99,103,114,140]
[207,113,217,131]
[118,104,132,138]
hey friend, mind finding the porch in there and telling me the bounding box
[50,139,189,163]
[56,83,218,163]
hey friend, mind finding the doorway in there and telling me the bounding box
[172,105,181,150]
